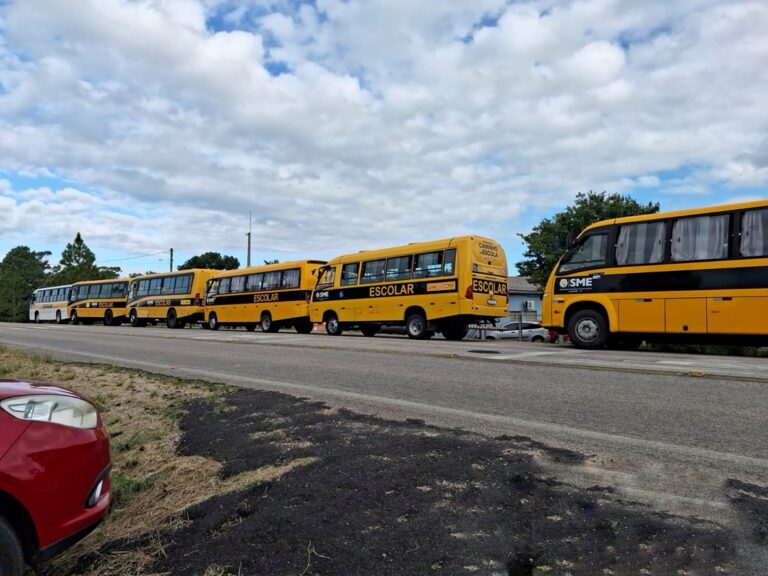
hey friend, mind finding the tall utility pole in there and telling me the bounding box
[246,211,252,267]
[169,248,174,272]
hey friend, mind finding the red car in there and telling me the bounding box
[0,380,112,575]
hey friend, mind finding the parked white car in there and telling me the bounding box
[484,321,549,342]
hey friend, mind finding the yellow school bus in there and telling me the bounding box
[310,236,508,340]
[205,260,326,333]
[68,279,129,326]
[543,199,768,348]
[127,269,218,329]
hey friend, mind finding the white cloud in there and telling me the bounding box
[0,0,766,268]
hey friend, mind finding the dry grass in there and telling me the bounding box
[0,346,314,576]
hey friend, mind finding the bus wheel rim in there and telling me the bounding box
[576,318,599,342]
[409,318,423,335]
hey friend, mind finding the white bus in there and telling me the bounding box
[29,284,72,323]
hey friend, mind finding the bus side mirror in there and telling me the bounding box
[565,232,575,249]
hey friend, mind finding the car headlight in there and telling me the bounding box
[0,395,98,429]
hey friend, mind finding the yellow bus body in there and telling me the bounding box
[543,199,768,348]
[68,279,129,326]
[205,260,327,333]
[127,269,219,329]
[310,236,508,340]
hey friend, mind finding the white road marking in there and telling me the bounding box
[6,341,768,471]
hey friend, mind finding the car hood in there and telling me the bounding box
[0,379,80,401]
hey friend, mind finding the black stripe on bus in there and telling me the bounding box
[313,279,460,302]
[73,301,127,309]
[206,290,310,305]
[555,265,768,294]
[130,298,195,308]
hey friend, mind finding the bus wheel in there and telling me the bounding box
[360,324,379,337]
[442,323,468,341]
[325,313,343,336]
[104,309,114,327]
[34,312,40,323]
[567,309,608,349]
[56,310,63,324]
[406,312,428,339]
[129,310,144,327]
[208,313,220,331]
[245,323,257,332]
[294,320,313,334]
[261,312,279,333]
[166,308,180,329]
[0,514,24,576]
[70,311,80,325]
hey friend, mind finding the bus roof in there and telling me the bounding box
[129,269,220,281]
[33,284,72,292]
[328,235,500,264]
[210,259,327,279]
[583,199,768,234]
[72,278,131,286]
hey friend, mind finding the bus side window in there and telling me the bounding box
[341,263,359,285]
[174,275,191,294]
[231,275,246,293]
[413,252,442,278]
[137,280,149,297]
[247,273,263,292]
[161,277,176,295]
[282,269,300,289]
[113,283,126,298]
[219,278,231,294]
[264,271,282,290]
[740,208,768,257]
[671,215,728,262]
[443,249,456,275]
[386,256,411,281]
[361,259,386,284]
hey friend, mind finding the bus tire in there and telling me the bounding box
[0,515,24,576]
[129,309,146,328]
[34,311,40,323]
[166,308,180,329]
[70,310,80,325]
[567,309,608,349]
[442,323,468,341]
[104,309,114,326]
[260,312,279,333]
[360,324,379,337]
[405,312,429,340]
[294,320,313,334]
[56,310,63,324]
[325,313,343,336]
[208,313,219,331]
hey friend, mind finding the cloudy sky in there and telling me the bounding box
[1,0,766,274]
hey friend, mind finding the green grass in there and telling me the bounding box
[111,473,157,508]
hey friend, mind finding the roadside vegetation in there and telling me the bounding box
[0,346,311,576]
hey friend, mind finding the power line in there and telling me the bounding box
[97,250,170,264]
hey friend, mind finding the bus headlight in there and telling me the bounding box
[1,395,98,429]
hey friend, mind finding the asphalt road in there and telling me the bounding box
[1,322,767,532]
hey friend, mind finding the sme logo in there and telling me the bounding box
[559,277,593,290]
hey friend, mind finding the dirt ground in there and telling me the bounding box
[1,347,764,575]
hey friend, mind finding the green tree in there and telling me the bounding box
[0,246,52,322]
[516,191,660,288]
[47,233,121,284]
[178,252,240,270]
